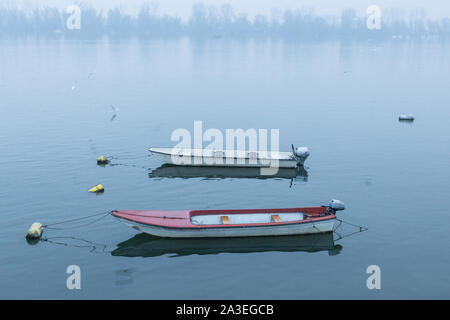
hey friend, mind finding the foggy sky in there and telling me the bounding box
[7,0,450,20]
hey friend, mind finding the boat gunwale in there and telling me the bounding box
[149,147,295,161]
[113,214,335,231]
[189,206,327,216]
[112,207,334,230]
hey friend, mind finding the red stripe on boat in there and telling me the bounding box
[111,207,333,229]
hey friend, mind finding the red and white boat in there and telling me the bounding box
[111,200,345,238]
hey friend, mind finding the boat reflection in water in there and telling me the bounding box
[111,232,342,258]
[148,164,308,181]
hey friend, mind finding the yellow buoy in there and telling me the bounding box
[89,184,104,193]
[97,156,109,165]
[26,222,43,240]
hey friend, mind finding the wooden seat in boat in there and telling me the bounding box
[221,216,231,224]
[271,215,282,223]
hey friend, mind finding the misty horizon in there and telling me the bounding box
[1,3,449,40]
[3,0,450,20]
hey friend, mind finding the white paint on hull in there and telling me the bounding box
[150,147,308,168]
[117,217,335,238]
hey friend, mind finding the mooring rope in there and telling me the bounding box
[108,162,148,169]
[333,218,368,241]
[44,211,111,230]
[107,155,151,160]
[102,155,151,170]
[113,211,187,220]
[41,236,110,253]
[335,218,368,232]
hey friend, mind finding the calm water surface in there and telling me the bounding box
[0,38,449,299]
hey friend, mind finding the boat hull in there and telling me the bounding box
[115,215,335,238]
[150,148,305,168]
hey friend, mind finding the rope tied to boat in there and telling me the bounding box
[113,211,187,220]
[26,211,112,242]
[40,236,110,253]
[334,218,368,232]
[333,218,368,241]
[97,155,149,170]
[43,211,112,230]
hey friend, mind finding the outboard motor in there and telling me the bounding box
[328,199,345,214]
[291,145,310,166]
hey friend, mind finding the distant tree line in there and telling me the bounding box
[1,3,450,40]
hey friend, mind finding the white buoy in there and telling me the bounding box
[399,114,414,121]
[26,222,43,240]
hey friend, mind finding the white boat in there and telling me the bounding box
[399,114,415,122]
[149,145,309,168]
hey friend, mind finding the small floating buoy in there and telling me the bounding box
[399,114,414,121]
[89,184,104,193]
[26,222,43,240]
[97,156,109,165]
